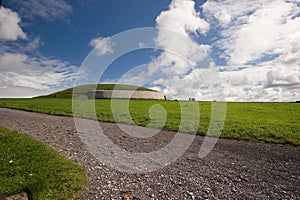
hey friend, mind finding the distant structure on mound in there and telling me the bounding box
[87,90,166,100]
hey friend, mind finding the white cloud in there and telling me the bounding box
[0,52,78,97]
[148,51,192,76]
[125,0,214,100]
[0,7,26,40]
[0,36,41,55]
[89,37,114,56]
[99,0,300,102]
[0,4,77,98]
[24,37,41,51]
[265,65,300,89]
[153,0,210,72]
[118,61,222,101]
[0,86,47,98]
[156,0,210,36]
[279,26,300,66]
[152,67,219,100]
[218,63,300,102]
[6,0,72,21]
[203,0,300,66]
[202,0,261,27]
[0,52,27,72]
[200,0,300,101]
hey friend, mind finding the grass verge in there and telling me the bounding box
[0,126,87,200]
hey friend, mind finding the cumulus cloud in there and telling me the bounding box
[265,65,300,89]
[152,0,210,72]
[203,0,300,66]
[279,29,300,66]
[89,37,114,56]
[6,0,72,21]
[133,0,214,100]
[117,0,300,102]
[200,0,300,101]
[156,0,210,36]
[0,7,26,40]
[92,0,299,102]
[217,63,300,101]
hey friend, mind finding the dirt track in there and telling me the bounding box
[0,108,299,199]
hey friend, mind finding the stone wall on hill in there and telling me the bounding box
[87,90,166,100]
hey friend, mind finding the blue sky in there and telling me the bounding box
[0,0,299,101]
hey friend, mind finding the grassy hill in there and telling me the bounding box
[38,84,155,98]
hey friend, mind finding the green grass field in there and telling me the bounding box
[0,98,299,145]
[0,126,87,200]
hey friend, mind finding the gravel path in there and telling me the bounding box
[0,108,299,199]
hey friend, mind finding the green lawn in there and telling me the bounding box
[0,98,299,145]
[0,126,87,200]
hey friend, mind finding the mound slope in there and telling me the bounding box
[39,84,155,98]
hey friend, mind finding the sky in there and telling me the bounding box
[0,0,299,101]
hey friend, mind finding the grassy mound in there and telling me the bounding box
[0,126,87,199]
[39,84,155,98]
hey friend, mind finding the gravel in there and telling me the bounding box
[0,108,299,199]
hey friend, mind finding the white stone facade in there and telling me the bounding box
[87,90,165,100]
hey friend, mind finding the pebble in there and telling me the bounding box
[187,191,195,199]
